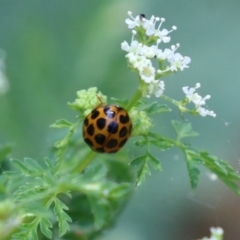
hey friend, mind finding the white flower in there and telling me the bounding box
[140,45,157,58]
[148,80,165,97]
[121,40,142,55]
[169,52,191,71]
[143,15,160,36]
[182,83,201,104]
[122,11,191,99]
[125,11,146,29]
[138,60,156,83]
[144,16,176,43]
[210,227,224,236]
[126,53,148,69]
[182,83,216,118]
[141,79,165,98]
[202,227,224,240]
[197,107,216,117]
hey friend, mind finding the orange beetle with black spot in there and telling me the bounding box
[82,105,132,153]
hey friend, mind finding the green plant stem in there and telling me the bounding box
[125,88,142,111]
[73,150,97,174]
[160,94,180,107]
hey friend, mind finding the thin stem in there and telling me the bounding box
[73,150,97,174]
[125,88,142,111]
[160,94,180,107]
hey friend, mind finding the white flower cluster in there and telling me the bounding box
[182,83,216,117]
[202,227,224,240]
[121,11,191,98]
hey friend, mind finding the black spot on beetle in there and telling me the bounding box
[95,147,105,153]
[119,126,127,137]
[87,124,94,136]
[84,138,93,147]
[94,134,106,145]
[106,139,118,148]
[96,118,106,130]
[119,114,129,124]
[91,110,100,120]
[107,122,118,134]
[117,106,123,111]
[84,117,89,126]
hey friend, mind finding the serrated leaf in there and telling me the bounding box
[130,155,146,167]
[148,139,173,151]
[3,170,21,177]
[134,139,148,147]
[136,160,150,187]
[172,120,198,140]
[54,136,69,148]
[108,183,131,199]
[54,125,76,149]
[50,119,73,128]
[44,158,56,172]
[11,158,31,174]
[184,148,201,189]
[88,196,110,230]
[200,151,240,195]
[23,158,44,172]
[142,102,171,115]
[184,147,203,164]
[54,198,72,237]
[83,160,107,181]
[43,173,56,185]
[147,132,174,150]
[147,153,162,171]
[12,220,38,240]
[40,217,53,239]
[186,162,201,189]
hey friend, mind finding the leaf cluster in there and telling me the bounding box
[0,117,134,240]
[130,116,240,195]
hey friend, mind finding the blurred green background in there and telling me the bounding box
[0,0,240,239]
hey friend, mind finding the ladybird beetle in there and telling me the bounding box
[82,105,132,153]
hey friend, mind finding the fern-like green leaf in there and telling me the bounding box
[172,120,199,141]
[200,151,240,195]
[142,102,171,115]
[53,197,72,237]
[147,152,162,171]
[50,119,73,128]
[39,217,53,239]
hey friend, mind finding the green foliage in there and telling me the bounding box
[130,117,240,195]
[54,197,72,237]
[172,120,199,141]
[142,102,171,115]
[1,128,133,240]
[131,152,162,187]
[1,92,240,240]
